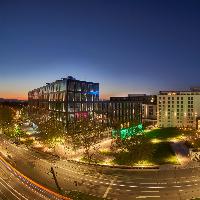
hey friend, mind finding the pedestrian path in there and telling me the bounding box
[170,142,190,166]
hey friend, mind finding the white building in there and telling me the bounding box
[157,88,200,129]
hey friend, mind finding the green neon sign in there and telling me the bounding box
[112,123,143,139]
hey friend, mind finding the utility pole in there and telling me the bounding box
[50,167,62,193]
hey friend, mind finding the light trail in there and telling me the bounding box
[0,155,70,200]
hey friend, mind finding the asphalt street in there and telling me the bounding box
[1,134,200,200]
[0,150,69,200]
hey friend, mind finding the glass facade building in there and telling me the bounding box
[28,76,99,124]
[28,76,143,129]
[94,100,142,128]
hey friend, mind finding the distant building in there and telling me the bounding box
[157,89,200,129]
[110,94,157,126]
[94,100,141,127]
[109,98,142,125]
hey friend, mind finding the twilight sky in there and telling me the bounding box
[0,0,200,100]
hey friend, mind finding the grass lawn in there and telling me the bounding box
[110,142,179,166]
[98,128,181,166]
[145,128,183,140]
[151,142,179,165]
[98,142,179,166]
[75,128,183,166]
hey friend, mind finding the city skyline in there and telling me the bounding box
[1,0,200,100]
[1,1,200,199]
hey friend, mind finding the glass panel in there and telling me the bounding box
[68,92,74,101]
[75,103,81,112]
[75,93,81,101]
[81,94,87,101]
[68,81,75,91]
[68,103,74,112]
[87,94,92,101]
[82,103,87,111]
[76,82,81,91]
[60,81,66,91]
[68,114,74,121]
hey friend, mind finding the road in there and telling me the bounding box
[0,150,70,200]
[1,134,200,199]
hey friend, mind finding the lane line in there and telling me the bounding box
[136,195,160,198]
[0,155,70,200]
[0,176,29,200]
[140,182,167,185]
[0,180,22,200]
[103,179,115,198]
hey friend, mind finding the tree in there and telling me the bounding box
[0,105,16,135]
[13,124,26,142]
[113,134,153,162]
[68,117,106,162]
[19,106,29,122]
[66,122,82,151]
[37,114,65,148]
[111,121,153,164]
[187,131,200,148]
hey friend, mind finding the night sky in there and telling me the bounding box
[0,0,200,100]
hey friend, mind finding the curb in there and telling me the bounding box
[67,159,160,170]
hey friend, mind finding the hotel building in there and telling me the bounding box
[157,88,200,129]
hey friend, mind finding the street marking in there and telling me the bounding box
[141,191,159,193]
[173,181,180,183]
[136,196,160,198]
[147,186,165,189]
[103,179,115,198]
[0,177,29,200]
[0,180,21,200]
[140,183,167,185]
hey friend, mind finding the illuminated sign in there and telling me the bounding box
[112,123,144,139]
